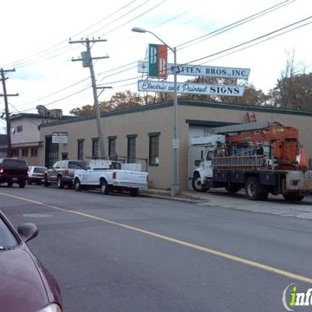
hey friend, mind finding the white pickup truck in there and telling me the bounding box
[73,159,148,196]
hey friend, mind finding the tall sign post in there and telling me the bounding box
[132,27,180,196]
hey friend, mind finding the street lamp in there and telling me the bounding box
[132,27,180,196]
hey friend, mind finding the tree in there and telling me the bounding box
[69,105,94,117]
[107,90,146,110]
[69,90,156,116]
[267,50,312,110]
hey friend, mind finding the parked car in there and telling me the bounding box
[28,166,47,185]
[45,159,88,189]
[0,210,62,312]
[0,157,28,188]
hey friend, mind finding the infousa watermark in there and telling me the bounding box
[282,283,312,311]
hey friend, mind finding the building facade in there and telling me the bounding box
[38,100,312,191]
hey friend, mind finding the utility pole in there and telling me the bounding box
[0,68,18,157]
[69,38,109,157]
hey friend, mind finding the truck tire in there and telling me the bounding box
[283,193,305,201]
[57,176,64,189]
[225,186,241,194]
[7,180,13,187]
[100,179,109,195]
[130,188,139,197]
[74,178,82,192]
[44,175,49,187]
[192,173,207,192]
[19,180,26,188]
[245,177,268,200]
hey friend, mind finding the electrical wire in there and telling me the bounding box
[4,0,309,114]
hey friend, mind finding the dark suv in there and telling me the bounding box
[0,158,29,188]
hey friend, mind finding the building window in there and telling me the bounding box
[149,133,160,166]
[77,139,84,160]
[92,138,99,158]
[108,136,117,160]
[22,148,28,157]
[127,135,137,163]
[11,149,19,157]
[17,125,23,133]
[62,153,68,160]
[31,147,38,157]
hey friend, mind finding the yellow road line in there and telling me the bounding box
[2,192,312,284]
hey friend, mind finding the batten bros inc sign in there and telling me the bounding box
[137,45,251,96]
[138,61,250,80]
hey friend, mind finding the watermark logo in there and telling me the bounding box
[282,283,312,311]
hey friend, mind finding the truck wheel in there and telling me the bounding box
[225,186,241,194]
[192,173,206,192]
[283,193,305,201]
[44,175,49,187]
[7,181,13,187]
[100,179,109,195]
[130,188,139,197]
[57,176,64,189]
[245,177,267,200]
[19,180,26,188]
[74,178,82,192]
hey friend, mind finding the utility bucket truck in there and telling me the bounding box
[190,121,312,201]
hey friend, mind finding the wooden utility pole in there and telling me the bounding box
[0,68,18,156]
[69,38,110,157]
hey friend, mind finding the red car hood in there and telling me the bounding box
[0,248,49,312]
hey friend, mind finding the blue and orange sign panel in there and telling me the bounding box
[148,44,168,78]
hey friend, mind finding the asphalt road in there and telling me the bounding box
[1,185,312,312]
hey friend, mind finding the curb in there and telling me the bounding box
[140,190,208,203]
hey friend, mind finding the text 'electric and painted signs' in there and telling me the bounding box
[138,80,244,96]
[138,61,250,80]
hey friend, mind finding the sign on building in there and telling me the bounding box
[148,44,168,78]
[52,132,68,144]
[138,61,250,80]
[138,80,245,96]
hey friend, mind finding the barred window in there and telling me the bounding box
[108,137,116,160]
[31,148,38,157]
[77,139,84,160]
[127,135,137,163]
[149,133,160,166]
[92,138,99,158]
[22,148,28,157]
[11,149,19,157]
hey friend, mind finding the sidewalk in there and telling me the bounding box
[140,188,209,203]
[141,188,312,221]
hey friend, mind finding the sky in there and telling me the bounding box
[0,0,311,132]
